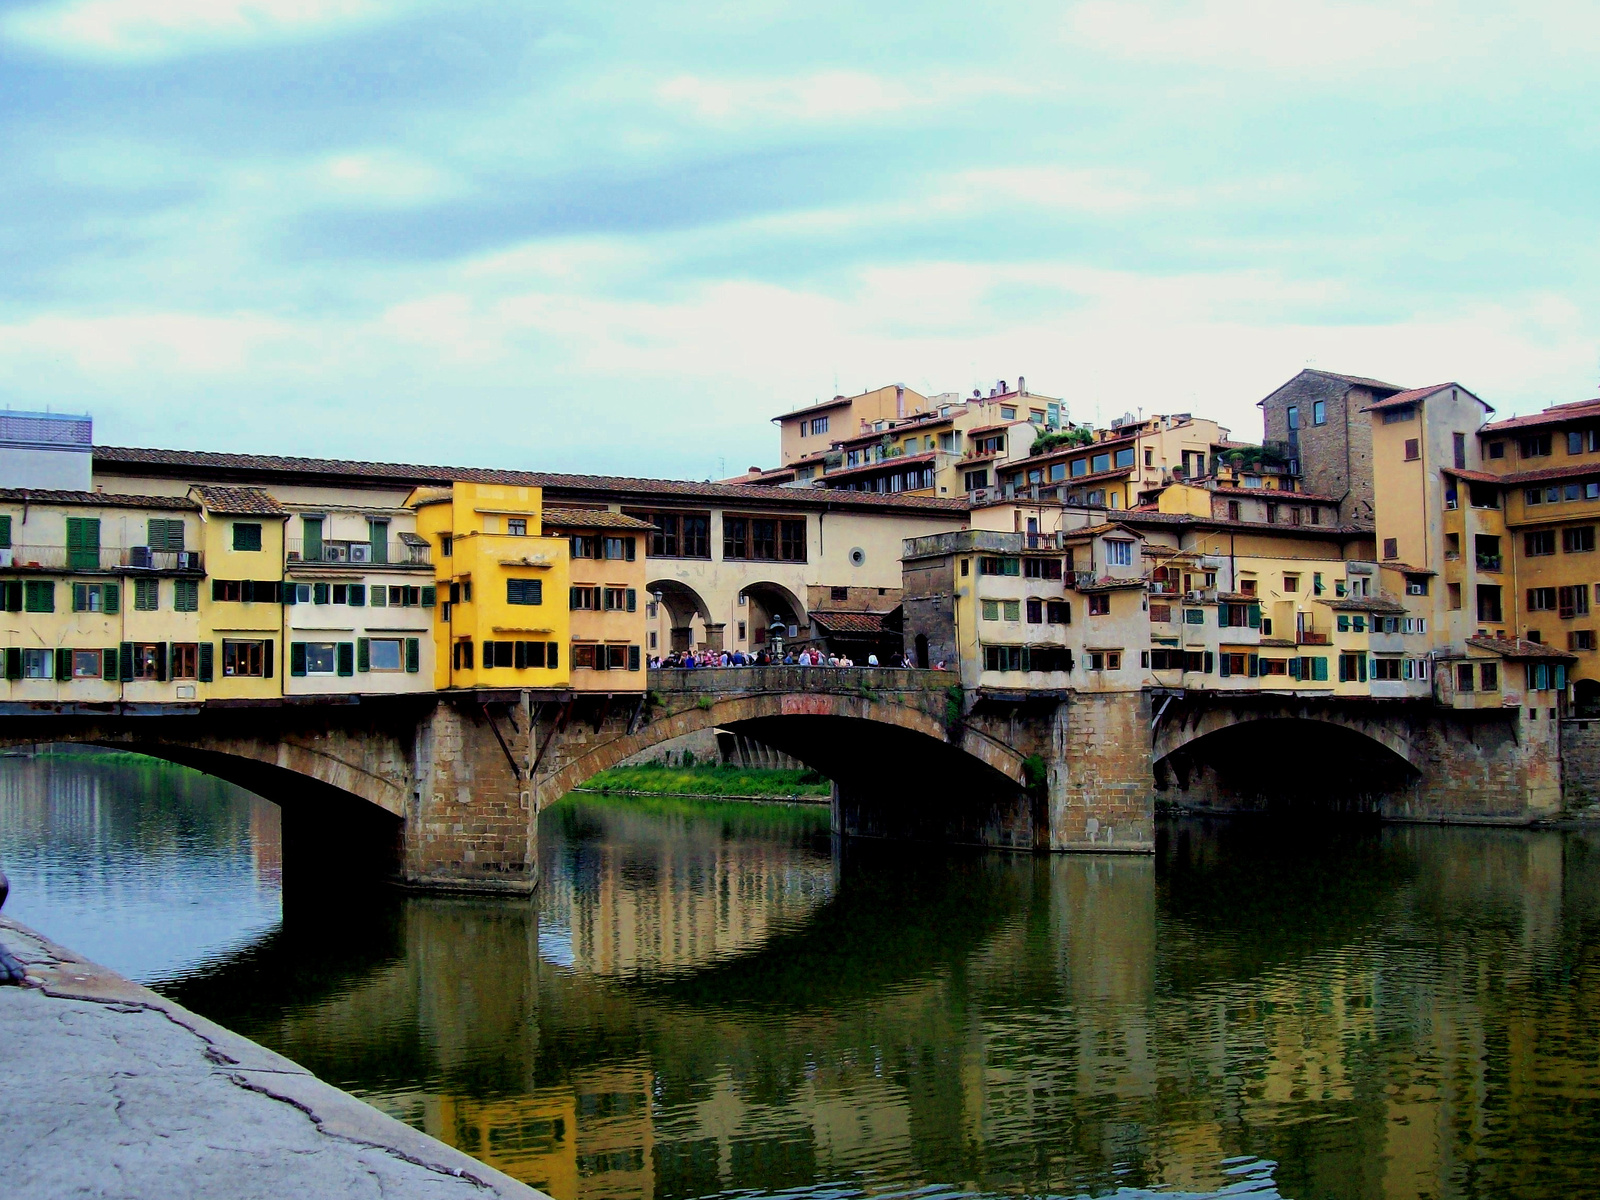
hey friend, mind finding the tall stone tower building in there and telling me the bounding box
[1258,369,1405,527]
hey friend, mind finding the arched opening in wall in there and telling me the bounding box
[739,582,806,655]
[1156,718,1418,816]
[648,579,715,654]
[1575,677,1600,718]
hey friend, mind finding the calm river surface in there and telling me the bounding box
[4,752,1600,1200]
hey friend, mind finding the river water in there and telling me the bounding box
[4,752,1600,1200]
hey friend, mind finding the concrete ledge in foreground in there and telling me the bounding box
[0,915,549,1200]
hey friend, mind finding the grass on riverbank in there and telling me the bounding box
[578,762,832,799]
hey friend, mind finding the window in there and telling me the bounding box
[810,416,829,436]
[1260,658,1289,676]
[1002,599,1021,621]
[603,587,633,611]
[983,645,1023,672]
[1266,504,1279,524]
[70,582,118,613]
[1521,434,1552,458]
[452,639,474,670]
[368,638,404,672]
[71,650,102,679]
[1047,600,1070,624]
[1088,593,1111,616]
[570,586,600,610]
[1372,657,1402,681]
[18,580,53,613]
[632,511,711,559]
[1383,405,1415,424]
[1481,662,1500,690]
[723,516,806,562]
[1445,478,1459,510]
[979,557,1021,576]
[603,536,635,560]
[505,518,527,537]
[1525,530,1556,556]
[1456,663,1475,692]
[1091,452,1111,473]
[1024,559,1064,580]
[133,578,159,611]
[1184,608,1204,624]
[222,640,268,677]
[1383,538,1398,560]
[65,517,100,570]
[1227,501,1241,521]
[507,579,543,606]
[1487,441,1505,459]
[1283,575,1302,593]
[1105,541,1133,567]
[1287,405,1300,431]
[1477,585,1503,622]
[1566,526,1596,553]
[981,599,1000,621]
[1570,630,1596,651]
[1070,458,1088,477]
[439,534,452,557]
[302,642,338,675]
[22,648,52,679]
[1338,652,1367,683]
[1401,438,1419,462]
[170,644,198,679]
[1086,650,1122,671]
[1313,399,1326,426]
[1559,586,1589,619]
[0,514,9,549]
[964,468,989,491]
[1026,598,1043,624]
[232,522,262,552]
[1001,406,1017,420]
[145,518,185,551]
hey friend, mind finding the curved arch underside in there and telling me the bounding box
[1156,716,1421,811]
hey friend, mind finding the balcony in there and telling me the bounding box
[1295,630,1331,646]
[1476,554,1502,572]
[286,539,431,569]
[0,546,203,573]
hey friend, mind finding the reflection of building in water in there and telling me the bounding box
[249,799,281,887]
[538,814,835,978]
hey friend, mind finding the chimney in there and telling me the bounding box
[998,380,1008,395]
[1018,375,1026,396]
[896,384,905,418]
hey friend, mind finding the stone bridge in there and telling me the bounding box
[0,677,1573,895]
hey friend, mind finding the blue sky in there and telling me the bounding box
[1,0,1597,478]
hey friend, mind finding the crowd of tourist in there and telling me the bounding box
[650,648,923,669]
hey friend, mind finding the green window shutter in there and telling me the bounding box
[66,517,100,570]
[120,642,135,682]
[103,647,117,678]
[1360,656,1368,683]
[1248,604,1261,629]
[337,642,354,677]
[0,514,10,548]
[1288,657,1300,680]
[357,638,370,672]
[156,644,168,682]
[1218,605,1230,628]
[1248,654,1259,676]
[1219,655,1230,678]
[1,581,16,612]
[290,643,307,676]
[1204,652,1214,673]
[198,642,214,682]
[420,585,436,607]
[56,647,72,681]
[349,584,365,607]
[4,647,20,680]
[628,645,641,671]
[313,582,329,605]
[547,642,558,670]
[302,517,323,561]
[103,583,118,615]
[283,585,297,606]
[73,583,87,612]
[368,519,389,565]
[233,523,262,552]
[1314,657,1328,681]
[262,640,274,679]
[406,638,420,673]
[627,588,637,612]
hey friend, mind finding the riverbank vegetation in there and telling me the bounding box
[577,762,831,801]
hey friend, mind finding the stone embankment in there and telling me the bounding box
[0,916,546,1200]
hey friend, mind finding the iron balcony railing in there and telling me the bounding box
[0,545,203,572]
[285,539,431,568]
[1296,630,1331,645]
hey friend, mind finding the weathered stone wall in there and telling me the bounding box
[1259,371,1380,526]
[1050,690,1155,852]
[1560,718,1600,812]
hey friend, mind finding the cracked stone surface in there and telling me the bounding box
[0,917,548,1200]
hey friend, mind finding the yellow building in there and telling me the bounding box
[774,383,931,467]
[996,413,1227,511]
[540,509,651,691]
[1,488,209,701]
[409,482,572,691]
[190,486,288,699]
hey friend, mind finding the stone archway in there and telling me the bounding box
[648,579,717,653]
[739,581,807,651]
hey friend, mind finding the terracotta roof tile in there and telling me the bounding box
[1360,383,1456,412]
[809,609,898,634]
[541,509,657,531]
[1482,398,1600,434]
[1316,596,1409,615]
[1466,636,1576,660]
[0,488,197,511]
[1206,485,1343,503]
[95,446,969,515]
[189,485,285,516]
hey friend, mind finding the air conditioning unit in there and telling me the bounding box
[323,545,348,562]
[0,549,11,567]
[1407,582,1426,595]
[128,545,152,568]
[176,551,200,570]
[348,544,372,563]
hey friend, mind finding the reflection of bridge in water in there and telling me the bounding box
[157,805,1600,1200]
[1,665,1572,894]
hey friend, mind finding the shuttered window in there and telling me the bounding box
[66,517,100,570]
[232,523,262,552]
[24,581,55,612]
[0,514,10,548]
[146,519,185,551]
[508,579,543,605]
[133,579,159,611]
[174,579,199,612]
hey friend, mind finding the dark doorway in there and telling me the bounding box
[915,634,930,669]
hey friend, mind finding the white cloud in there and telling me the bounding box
[3,0,402,62]
[655,69,1045,127]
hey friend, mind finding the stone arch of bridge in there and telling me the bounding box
[536,689,1028,809]
[1153,704,1421,771]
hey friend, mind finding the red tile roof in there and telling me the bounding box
[1482,398,1600,433]
[1441,467,1500,484]
[1206,485,1343,503]
[0,488,196,511]
[809,609,898,634]
[821,451,938,481]
[189,485,286,516]
[1360,383,1456,412]
[1307,369,1409,391]
[773,395,855,422]
[1497,463,1600,487]
[1466,636,1576,660]
[1001,466,1132,489]
[94,446,969,515]
[541,509,656,531]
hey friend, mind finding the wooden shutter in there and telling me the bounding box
[1218,605,1230,628]
[198,642,214,682]
[350,584,365,607]
[0,514,10,548]
[290,643,307,676]
[420,585,435,607]
[356,638,370,672]
[406,638,420,673]
[1219,655,1230,678]
[66,517,100,570]
[513,640,526,670]
[103,583,118,614]
[628,645,641,671]
[156,643,168,682]
[626,588,637,612]
[1248,604,1261,629]
[1204,652,1214,673]
[56,647,72,681]
[314,582,330,605]
[73,583,87,612]
[262,640,273,678]
[1248,653,1259,677]
[481,639,495,668]
[4,647,20,680]
[1314,657,1328,681]
[547,642,558,670]
[120,642,135,682]
[302,517,323,561]
[337,642,354,677]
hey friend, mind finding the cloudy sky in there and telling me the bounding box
[2,1,1596,478]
